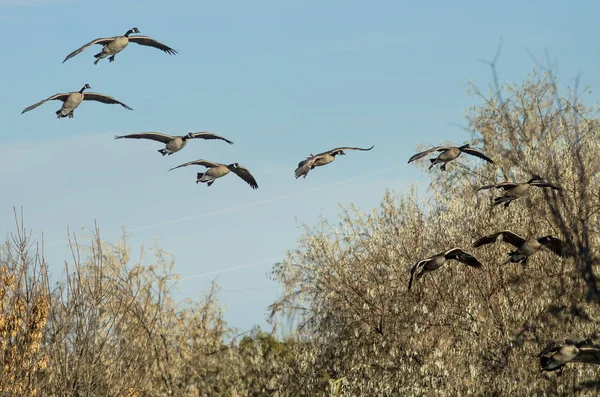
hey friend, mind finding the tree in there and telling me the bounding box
[269,67,600,395]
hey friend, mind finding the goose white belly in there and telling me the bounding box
[60,92,84,115]
[166,137,186,153]
[103,36,130,56]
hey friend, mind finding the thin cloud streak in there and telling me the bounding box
[0,0,73,5]
[46,163,403,248]
[179,256,280,281]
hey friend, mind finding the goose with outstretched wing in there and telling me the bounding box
[115,131,233,156]
[295,145,374,179]
[408,248,483,291]
[408,144,494,171]
[169,160,258,189]
[63,27,178,65]
[21,84,132,118]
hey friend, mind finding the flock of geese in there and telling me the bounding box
[19,27,379,188]
[18,27,599,374]
[405,147,600,373]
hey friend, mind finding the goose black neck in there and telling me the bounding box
[79,86,88,93]
[125,29,134,37]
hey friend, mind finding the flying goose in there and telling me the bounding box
[62,27,178,65]
[408,248,483,291]
[294,146,374,179]
[21,84,132,118]
[538,339,600,373]
[477,175,561,207]
[169,160,258,189]
[115,132,234,156]
[408,144,494,171]
[472,231,569,266]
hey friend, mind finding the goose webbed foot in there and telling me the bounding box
[109,55,116,63]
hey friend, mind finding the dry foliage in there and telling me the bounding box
[0,210,49,397]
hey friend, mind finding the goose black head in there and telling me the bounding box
[228,163,240,169]
[125,27,140,36]
[459,144,471,150]
[528,175,543,183]
[185,132,195,140]
[80,84,91,93]
[333,150,346,156]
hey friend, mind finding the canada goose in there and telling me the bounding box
[115,132,234,156]
[62,27,178,65]
[477,175,561,207]
[472,231,569,266]
[21,84,132,118]
[294,146,374,179]
[408,248,483,291]
[408,144,494,171]
[169,160,258,189]
[538,339,600,373]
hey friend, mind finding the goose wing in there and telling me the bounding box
[168,160,221,171]
[294,154,319,179]
[530,181,562,190]
[82,93,133,110]
[407,259,430,291]
[538,341,562,358]
[407,146,453,164]
[477,182,518,191]
[461,147,495,163]
[574,345,600,365]
[539,236,568,257]
[538,341,569,370]
[189,132,234,144]
[114,132,174,143]
[230,165,259,190]
[21,93,71,114]
[322,145,375,155]
[128,36,178,55]
[473,231,526,248]
[62,37,115,63]
[443,248,483,268]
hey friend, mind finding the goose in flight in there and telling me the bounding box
[408,248,483,291]
[63,27,178,65]
[169,160,258,189]
[294,146,374,179]
[472,231,570,266]
[477,175,561,207]
[21,84,132,119]
[538,339,600,373]
[115,132,234,156]
[408,144,494,171]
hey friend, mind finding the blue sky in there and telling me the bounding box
[1,0,598,332]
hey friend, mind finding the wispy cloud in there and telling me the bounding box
[0,0,74,6]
